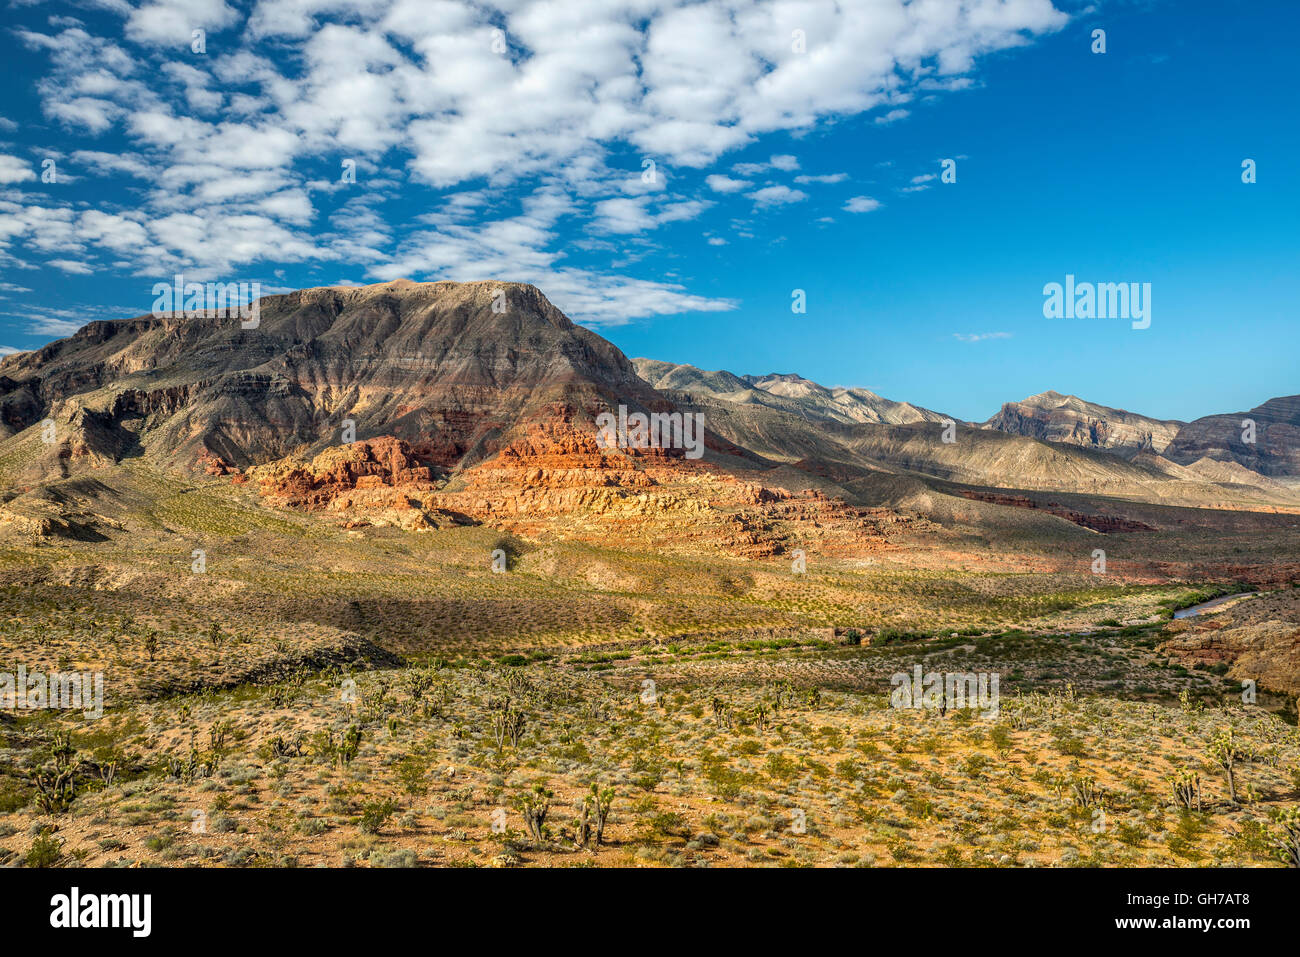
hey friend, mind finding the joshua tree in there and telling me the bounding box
[1272,807,1300,868]
[1071,774,1100,809]
[492,705,526,751]
[142,632,159,662]
[1207,729,1247,804]
[711,696,729,729]
[771,681,794,712]
[590,783,614,847]
[574,797,591,849]
[403,668,433,700]
[30,732,83,812]
[573,783,615,849]
[516,784,553,842]
[1171,769,1202,811]
[338,724,362,766]
[31,762,79,814]
[209,719,234,753]
[49,730,76,768]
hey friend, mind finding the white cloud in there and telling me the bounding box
[592,197,656,234]
[953,332,1011,342]
[70,150,154,179]
[77,210,149,252]
[843,196,882,213]
[47,97,120,133]
[732,154,801,176]
[367,185,733,323]
[748,185,807,206]
[27,313,87,336]
[126,0,241,46]
[705,174,751,193]
[0,156,36,185]
[657,199,709,224]
[7,0,1069,323]
[47,258,95,274]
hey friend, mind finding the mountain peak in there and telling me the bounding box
[985,391,1184,458]
[0,279,649,471]
[634,358,949,426]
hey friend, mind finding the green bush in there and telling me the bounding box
[358,798,399,834]
[26,829,63,868]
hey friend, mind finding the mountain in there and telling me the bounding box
[0,282,902,556]
[983,390,1184,458]
[0,280,667,473]
[2,282,1295,554]
[630,360,1298,507]
[633,359,949,426]
[1164,395,1300,481]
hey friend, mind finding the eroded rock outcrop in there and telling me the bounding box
[983,390,1183,458]
[1161,589,1300,697]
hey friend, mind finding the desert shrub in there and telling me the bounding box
[490,535,525,571]
[1270,808,1300,867]
[358,798,399,834]
[1115,821,1146,847]
[370,847,418,868]
[645,811,689,839]
[876,629,931,645]
[1165,811,1206,860]
[702,756,755,800]
[764,752,798,782]
[961,754,990,778]
[0,775,31,813]
[989,724,1013,755]
[1050,727,1087,757]
[25,829,62,868]
[395,755,429,796]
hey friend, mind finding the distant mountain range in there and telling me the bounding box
[633,359,948,427]
[634,357,1298,492]
[1,281,1295,535]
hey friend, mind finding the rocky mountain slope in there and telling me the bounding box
[0,280,669,474]
[983,390,1184,458]
[633,360,1297,510]
[1164,394,1300,481]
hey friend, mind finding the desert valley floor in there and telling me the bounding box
[1,462,1298,868]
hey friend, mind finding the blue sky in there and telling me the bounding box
[1,0,1295,423]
